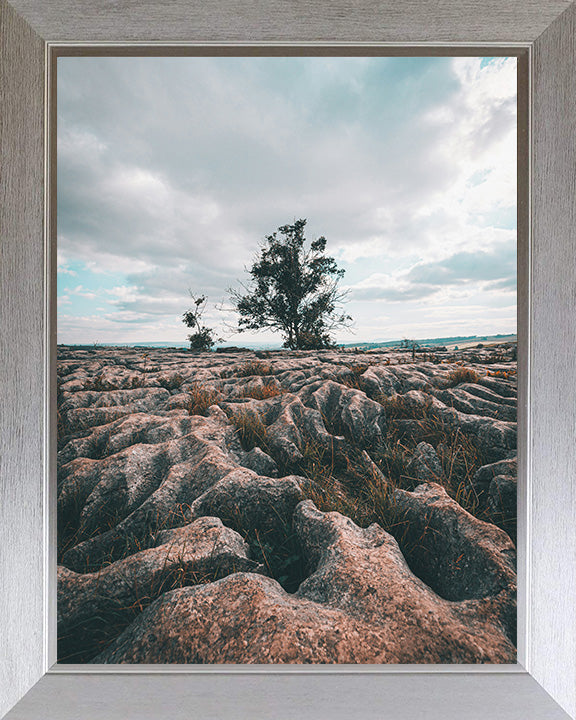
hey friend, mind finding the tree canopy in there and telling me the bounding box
[229,219,352,349]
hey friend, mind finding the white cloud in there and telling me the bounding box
[70,285,99,300]
[57,249,77,276]
[57,56,517,344]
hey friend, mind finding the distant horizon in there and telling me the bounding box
[58,56,517,345]
[58,330,517,351]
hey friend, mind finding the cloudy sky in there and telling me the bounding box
[57,55,517,346]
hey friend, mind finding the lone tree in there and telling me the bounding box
[229,219,352,350]
[182,293,221,351]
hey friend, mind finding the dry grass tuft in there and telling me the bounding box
[187,386,220,416]
[289,439,409,547]
[444,367,481,387]
[228,409,269,451]
[377,394,433,420]
[236,360,274,377]
[83,376,114,391]
[237,384,284,400]
[347,362,370,375]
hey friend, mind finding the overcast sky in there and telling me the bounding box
[57,55,517,346]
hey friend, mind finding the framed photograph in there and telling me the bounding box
[1,2,575,719]
[54,48,522,670]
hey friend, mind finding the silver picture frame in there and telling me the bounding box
[1,1,575,718]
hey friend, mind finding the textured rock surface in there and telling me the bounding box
[57,344,517,664]
[58,517,262,661]
[407,442,444,483]
[95,501,514,664]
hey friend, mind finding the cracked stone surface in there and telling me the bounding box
[57,343,517,664]
[95,501,515,664]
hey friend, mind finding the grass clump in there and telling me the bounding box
[435,427,482,502]
[341,363,371,390]
[444,367,481,387]
[238,384,284,400]
[289,439,412,552]
[312,392,490,524]
[347,362,370,375]
[228,409,269,451]
[206,502,308,594]
[248,525,306,593]
[377,394,433,420]
[187,386,220,416]
[236,360,274,377]
[83,375,114,391]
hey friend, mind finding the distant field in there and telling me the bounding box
[443,334,517,350]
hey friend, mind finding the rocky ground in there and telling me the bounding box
[57,343,518,664]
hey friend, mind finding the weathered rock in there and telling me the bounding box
[58,517,262,662]
[456,382,517,407]
[60,428,251,571]
[57,344,517,664]
[223,394,341,466]
[391,483,516,609]
[383,389,516,462]
[471,458,518,498]
[237,446,279,477]
[58,412,195,466]
[488,474,517,520]
[94,502,515,665]
[295,500,515,651]
[300,379,387,446]
[479,376,517,398]
[407,442,444,483]
[58,517,259,633]
[434,386,516,421]
[186,469,304,533]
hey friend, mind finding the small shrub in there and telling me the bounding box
[444,367,481,387]
[182,294,222,351]
[400,338,420,359]
[187,326,219,351]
